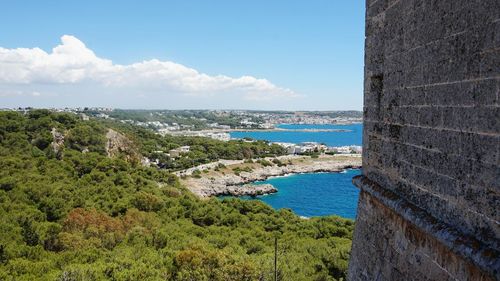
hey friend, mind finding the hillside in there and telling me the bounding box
[0,110,353,281]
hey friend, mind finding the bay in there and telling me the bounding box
[225,123,362,219]
[234,169,361,219]
[230,123,363,147]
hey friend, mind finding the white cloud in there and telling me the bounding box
[0,35,299,102]
[0,90,23,97]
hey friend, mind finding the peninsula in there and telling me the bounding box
[179,154,362,197]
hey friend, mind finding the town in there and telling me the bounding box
[2,107,361,130]
[164,142,361,160]
[2,107,362,144]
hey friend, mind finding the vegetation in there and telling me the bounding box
[257,159,273,167]
[271,158,288,167]
[232,166,253,176]
[105,109,264,130]
[103,120,287,171]
[0,110,354,280]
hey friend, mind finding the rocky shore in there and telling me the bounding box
[220,184,277,197]
[181,155,362,198]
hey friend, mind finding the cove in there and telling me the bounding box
[226,169,361,219]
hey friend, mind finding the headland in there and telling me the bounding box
[179,154,362,197]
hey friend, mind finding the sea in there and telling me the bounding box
[225,123,363,219]
[230,123,363,147]
[237,169,361,219]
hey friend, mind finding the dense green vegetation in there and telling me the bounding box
[0,110,354,280]
[103,121,287,171]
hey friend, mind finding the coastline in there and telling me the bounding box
[180,154,362,198]
[164,122,362,136]
[261,168,357,181]
[232,128,353,133]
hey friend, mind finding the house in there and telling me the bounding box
[168,146,190,158]
[80,113,89,121]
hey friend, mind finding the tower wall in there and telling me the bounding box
[348,0,499,280]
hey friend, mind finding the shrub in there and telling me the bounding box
[132,192,164,212]
[191,169,202,178]
[258,160,272,167]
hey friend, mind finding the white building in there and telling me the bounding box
[273,142,297,154]
[169,146,191,157]
[328,145,362,154]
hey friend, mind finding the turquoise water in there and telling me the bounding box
[230,123,362,146]
[234,169,361,219]
[225,123,362,219]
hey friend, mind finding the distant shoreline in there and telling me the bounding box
[232,128,353,133]
[163,122,362,136]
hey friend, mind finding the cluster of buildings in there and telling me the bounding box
[207,123,231,130]
[168,146,191,157]
[274,142,324,154]
[167,131,231,141]
[264,114,362,125]
[3,107,114,114]
[117,119,233,141]
[329,145,362,154]
[273,142,362,155]
[142,145,192,167]
[120,120,193,132]
[205,111,359,126]
[220,111,363,125]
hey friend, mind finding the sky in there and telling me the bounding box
[0,0,365,110]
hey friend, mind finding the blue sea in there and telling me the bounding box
[238,169,361,219]
[224,123,362,219]
[230,123,363,147]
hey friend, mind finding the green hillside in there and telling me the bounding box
[0,110,353,281]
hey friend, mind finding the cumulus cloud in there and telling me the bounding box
[0,35,298,102]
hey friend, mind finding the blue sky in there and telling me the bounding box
[0,0,365,110]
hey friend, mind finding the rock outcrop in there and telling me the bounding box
[105,129,141,162]
[182,155,361,197]
[221,184,277,197]
[50,128,65,156]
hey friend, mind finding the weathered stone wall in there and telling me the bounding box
[349,189,494,280]
[348,0,499,280]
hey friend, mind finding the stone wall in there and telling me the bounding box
[348,0,499,280]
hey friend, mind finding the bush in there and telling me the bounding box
[232,167,241,176]
[163,187,182,198]
[191,169,202,178]
[258,160,272,167]
[132,192,164,212]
